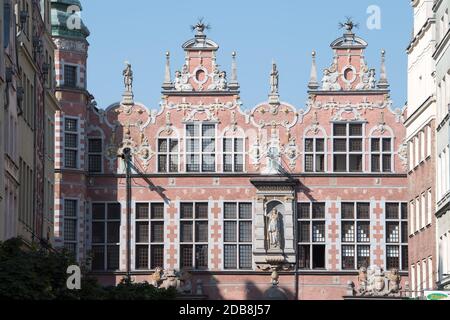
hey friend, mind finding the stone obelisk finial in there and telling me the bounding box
[162,51,174,90]
[229,51,240,90]
[308,50,319,90]
[377,49,389,89]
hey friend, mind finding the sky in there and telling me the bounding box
[81,0,412,111]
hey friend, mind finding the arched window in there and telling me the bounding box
[221,125,245,173]
[370,127,393,173]
[157,129,180,173]
[303,125,327,173]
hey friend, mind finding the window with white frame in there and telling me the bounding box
[223,203,253,270]
[88,138,103,173]
[298,202,326,269]
[180,203,208,269]
[411,264,417,297]
[420,131,425,162]
[408,140,414,171]
[64,118,78,169]
[427,189,432,226]
[158,138,179,173]
[64,64,78,88]
[409,201,415,236]
[421,193,426,229]
[426,125,432,158]
[341,203,371,270]
[223,138,244,172]
[333,123,363,172]
[415,197,420,233]
[64,199,78,256]
[414,136,419,168]
[304,138,325,172]
[371,137,392,172]
[427,257,433,290]
[386,203,408,271]
[186,124,216,173]
[91,203,121,271]
[135,203,165,270]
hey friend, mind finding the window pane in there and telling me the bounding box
[316,155,325,172]
[136,245,149,269]
[64,219,77,241]
[334,155,346,172]
[401,203,408,220]
[158,139,168,152]
[305,155,314,172]
[136,222,149,243]
[170,139,179,152]
[136,203,149,220]
[298,203,310,219]
[107,222,120,243]
[234,139,244,152]
[224,203,237,219]
[106,245,119,270]
[342,222,355,242]
[239,222,252,242]
[357,203,370,219]
[349,155,363,172]
[298,222,310,242]
[334,124,347,136]
[312,245,325,269]
[181,203,193,219]
[91,246,105,271]
[202,154,215,172]
[65,118,78,132]
[195,245,208,268]
[349,124,362,136]
[386,222,400,243]
[382,138,391,152]
[357,222,370,242]
[180,245,193,268]
[357,245,370,269]
[65,149,77,168]
[350,139,362,152]
[342,203,355,219]
[88,155,102,173]
[298,245,310,269]
[342,245,355,270]
[186,125,199,137]
[386,203,399,219]
[107,204,121,220]
[64,65,77,88]
[312,203,325,219]
[65,133,78,148]
[195,221,208,242]
[151,245,164,269]
[202,138,215,152]
[92,204,105,220]
[234,155,244,172]
[89,139,102,153]
[195,203,208,219]
[386,246,400,270]
[151,222,164,243]
[239,245,252,269]
[186,139,199,152]
[382,155,392,172]
[401,246,408,271]
[65,200,77,217]
[151,204,164,219]
[202,125,215,137]
[239,203,252,219]
[224,245,237,269]
[401,222,408,243]
[158,155,167,173]
[305,139,314,152]
[223,139,232,152]
[312,222,325,242]
[316,139,325,152]
[334,139,347,152]
[180,222,193,242]
[224,155,233,172]
[169,155,179,172]
[371,155,380,172]
[186,154,200,172]
[92,222,105,243]
[224,221,237,242]
[371,139,380,152]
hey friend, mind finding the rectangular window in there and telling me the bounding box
[64,118,78,169]
[304,138,325,172]
[91,203,121,271]
[64,199,78,256]
[64,65,78,88]
[333,123,363,173]
[371,138,392,172]
[88,138,103,173]
[385,203,408,271]
[135,203,165,270]
[298,203,326,270]
[180,203,208,269]
[223,203,253,270]
[158,138,179,173]
[342,202,371,270]
[223,138,244,172]
[186,124,216,173]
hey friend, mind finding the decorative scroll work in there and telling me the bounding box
[307,96,393,111]
[357,266,401,297]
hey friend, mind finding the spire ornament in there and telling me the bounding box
[162,51,173,90]
[269,61,280,105]
[308,51,319,90]
[229,51,240,90]
[377,49,389,89]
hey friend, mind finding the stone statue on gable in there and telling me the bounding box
[322,68,341,91]
[123,62,133,92]
[356,68,376,90]
[270,63,279,94]
[174,65,193,91]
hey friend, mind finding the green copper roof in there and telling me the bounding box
[51,0,89,39]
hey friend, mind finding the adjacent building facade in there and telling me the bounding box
[53,4,409,300]
[406,0,438,296]
[433,0,450,290]
[0,0,58,246]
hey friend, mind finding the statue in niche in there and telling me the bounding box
[265,209,282,249]
[123,62,133,92]
[322,69,341,91]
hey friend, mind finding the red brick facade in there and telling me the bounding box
[53,20,409,300]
